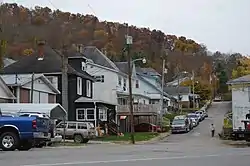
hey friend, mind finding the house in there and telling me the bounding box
[81,46,175,132]
[227,75,250,129]
[2,45,96,124]
[163,86,200,109]
[0,77,16,103]
[166,76,190,86]
[0,74,60,103]
[136,67,177,108]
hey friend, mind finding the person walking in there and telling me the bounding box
[210,124,215,137]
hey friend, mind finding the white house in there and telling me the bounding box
[82,46,152,105]
[227,75,250,130]
[1,74,60,103]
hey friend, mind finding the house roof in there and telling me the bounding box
[227,75,250,84]
[1,74,61,94]
[164,86,190,95]
[114,62,129,74]
[166,77,190,86]
[136,67,161,76]
[2,46,95,81]
[137,74,176,101]
[0,77,16,100]
[82,46,119,70]
[3,58,16,68]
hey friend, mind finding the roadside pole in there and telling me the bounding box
[30,72,34,103]
[192,70,195,110]
[160,58,165,130]
[126,33,135,144]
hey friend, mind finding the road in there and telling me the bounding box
[1,102,250,166]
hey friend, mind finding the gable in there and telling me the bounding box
[0,78,15,100]
[22,78,57,94]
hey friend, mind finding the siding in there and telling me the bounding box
[20,88,30,103]
[48,94,56,103]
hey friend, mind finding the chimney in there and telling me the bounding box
[37,40,45,61]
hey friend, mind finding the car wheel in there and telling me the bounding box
[74,134,83,143]
[18,141,33,151]
[82,139,89,143]
[0,132,19,151]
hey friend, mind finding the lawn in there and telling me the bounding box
[94,132,160,142]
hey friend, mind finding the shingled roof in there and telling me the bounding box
[3,46,94,81]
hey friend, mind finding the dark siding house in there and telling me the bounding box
[68,51,118,134]
[2,46,95,121]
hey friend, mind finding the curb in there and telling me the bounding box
[111,132,171,145]
[221,140,250,146]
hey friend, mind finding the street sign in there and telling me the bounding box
[125,35,133,45]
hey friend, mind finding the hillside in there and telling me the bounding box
[0,3,213,80]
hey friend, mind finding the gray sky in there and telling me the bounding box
[4,0,250,55]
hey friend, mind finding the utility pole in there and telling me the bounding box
[192,70,195,110]
[177,65,180,112]
[61,46,69,116]
[125,31,135,144]
[160,58,165,130]
[30,73,35,103]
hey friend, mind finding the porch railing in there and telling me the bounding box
[117,104,161,113]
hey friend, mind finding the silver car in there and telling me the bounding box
[56,121,96,143]
[171,118,190,133]
[187,113,199,127]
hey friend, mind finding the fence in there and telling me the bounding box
[117,104,161,115]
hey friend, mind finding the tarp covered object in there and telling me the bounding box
[0,103,67,119]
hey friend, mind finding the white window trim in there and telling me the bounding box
[81,62,86,71]
[77,77,82,95]
[99,108,107,121]
[76,108,95,121]
[86,80,91,97]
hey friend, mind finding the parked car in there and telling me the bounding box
[195,111,205,121]
[0,110,50,151]
[171,116,191,133]
[56,121,96,143]
[187,113,199,127]
[134,123,161,132]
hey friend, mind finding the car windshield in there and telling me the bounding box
[188,114,197,118]
[172,119,185,125]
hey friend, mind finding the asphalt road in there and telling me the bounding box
[1,102,250,166]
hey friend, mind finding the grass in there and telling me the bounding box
[94,132,160,142]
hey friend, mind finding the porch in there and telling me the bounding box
[74,97,118,135]
[117,104,160,133]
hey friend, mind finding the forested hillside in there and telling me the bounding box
[0,3,246,86]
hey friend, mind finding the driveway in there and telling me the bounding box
[2,102,250,166]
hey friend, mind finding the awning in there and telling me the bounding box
[0,103,67,119]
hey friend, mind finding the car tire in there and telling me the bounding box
[74,134,83,143]
[18,141,33,151]
[0,132,19,151]
[82,139,89,143]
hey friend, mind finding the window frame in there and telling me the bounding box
[94,75,104,83]
[77,77,82,95]
[86,80,91,97]
[76,108,95,121]
[118,76,122,86]
[123,78,127,87]
[99,108,107,121]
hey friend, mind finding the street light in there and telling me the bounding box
[124,34,147,144]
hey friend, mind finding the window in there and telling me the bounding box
[67,123,76,129]
[81,62,86,71]
[86,109,95,120]
[77,77,82,95]
[135,80,139,88]
[78,123,87,129]
[118,76,122,86]
[99,108,107,121]
[123,78,127,87]
[77,109,85,120]
[94,75,104,82]
[76,108,95,120]
[86,80,91,97]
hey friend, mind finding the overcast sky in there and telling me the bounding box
[4,0,250,55]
